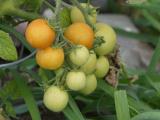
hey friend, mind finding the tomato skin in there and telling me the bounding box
[25,19,56,49]
[80,74,97,95]
[70,3,97,24]
[43,86,69,112]
[66,71,86,91]
[95,56,110,78]
[95,23,116,55]
[69,45,89,66]
[80,51,97,74]
[64,22,94,49]
[36,47,64,70]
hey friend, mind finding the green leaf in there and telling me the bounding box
[24,0,44,12]
[5,101,16,118]
[0,30,18,61]
[114,90,131,120]
[0,22,34,52]
[63,106,77,120]
[3,80,20,100]
[12,71,41,120]
[131,111,160,120]
[69,95,86,120]
[59,8,72,28]
[147,39,160,73]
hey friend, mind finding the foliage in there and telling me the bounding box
[0,0,160,120]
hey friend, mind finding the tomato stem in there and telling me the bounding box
[44,1,55,12]
[8,8,41,20]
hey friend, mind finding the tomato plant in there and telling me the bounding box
[80,74,97,95]
[95,56,110,78]
[43,86,69,112]
[66,71,86,91]
[80,51,97,74]
[36,47,64,70]
[25,19,56,49]
[95,23,117,55]
[0,0,126,120]
[69,45,89,66]
[64,22,94,48]
[70,3,97,24]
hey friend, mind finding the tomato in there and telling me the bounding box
[66,71,86,91]
[25,19,56,49]
[64,22,94,49]
[69,45,89,66]
[36,47,64,70]
[95,23,116,55]
[70,3,97,24]
[80,51,97,74]
[80,74,97,95]
[95,56,110,78]
[43,86,69,112]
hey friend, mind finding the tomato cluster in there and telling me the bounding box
[25,3,116,112]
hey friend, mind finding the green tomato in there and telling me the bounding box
[43,86,69,112]
[95,56,109,78]
[70,3,97,24]
[66,71,86,91]
[80,51,97,74]
[80,74,97,95]
[95,23,116,55]
[69,45,89,66]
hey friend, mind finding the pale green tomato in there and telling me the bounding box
[95,56,109,78]
[80,74,97,95]
[66,71,86,91]
[95,23,116,55]
[70,3,97,24]
[43,86,69,112]
[69,45,89,66]
[80,51,97,74]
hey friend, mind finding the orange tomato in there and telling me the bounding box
[64,22,94,49]
[36,47,64,70]
[25,19,56,49]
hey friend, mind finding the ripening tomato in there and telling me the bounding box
[69,45,89,66]
[25,19,56,49]
[80,74,97,95]
[95,56,110,78]
[36,47,64,70]
[80,51,97,74]
[64,22,94,49]
[66,71,86,91]
[95,23,116,55]
[70,3,97,24]
[43,86,69,112]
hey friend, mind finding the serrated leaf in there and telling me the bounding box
[0,30,18,61]
[59,8,72,28]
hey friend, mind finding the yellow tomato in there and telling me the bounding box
[25,19,56,49]
[36,47,64,70]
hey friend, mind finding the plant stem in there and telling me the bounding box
[55,0,62,21]
[9,8,41,20]
[70,0,94,28]
[44,1,55,12]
